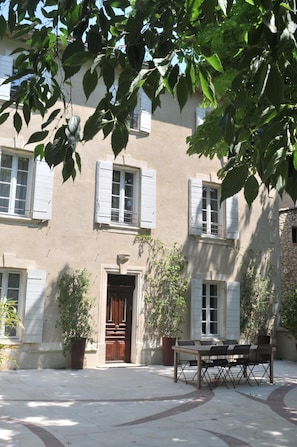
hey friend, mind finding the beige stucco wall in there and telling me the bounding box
[0,39,281,369]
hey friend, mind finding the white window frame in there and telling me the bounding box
[0,149,33,218]
[111,167,138,226]
[188,178,239,239]
[0,269,23,339]
[130,89,152,134]
[95,161,156,229]
[202,282,220,337]
[202,183,222,236]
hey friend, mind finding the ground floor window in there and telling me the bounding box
[0,270,21,337]
[202,282,219,336]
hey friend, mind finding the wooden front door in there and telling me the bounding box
[105,285,133,362]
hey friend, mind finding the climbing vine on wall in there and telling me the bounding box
[240,249,276,343]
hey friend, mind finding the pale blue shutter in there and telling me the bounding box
[191,278,202,340]
[0,55,13,100]
[32,159,54,220]
[226,195,239,239]
[189,178,203,235]
[139,90,151,134]
[95,161,113,224]
[226,281,240,341]
[140,168,156,229]
[23,269,46,343]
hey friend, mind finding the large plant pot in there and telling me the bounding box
[71,338,86,369]
[162,336,176,366]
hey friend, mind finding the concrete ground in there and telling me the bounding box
[0,360,296,447]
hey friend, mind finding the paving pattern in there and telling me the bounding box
[0,360,296,446]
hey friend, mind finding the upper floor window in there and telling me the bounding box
[0,149,54,220]
[202,283,219,336]
[0,270,21,337]
[202,185,220,236]
[188,178,239,240]
[0,152,31,216]
[111,169,137,225]
[95,161,156,229]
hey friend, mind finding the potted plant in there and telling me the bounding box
[56,269,94,369]
[136,236,188,366]
[0,298,22,369]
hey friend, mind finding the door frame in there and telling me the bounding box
[96,264,145,366]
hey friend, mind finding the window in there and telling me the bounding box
[188,178,239,239]
[0,152,31,216]
[202,185,220,235]
[95,161,156,229]
[0,149,53,220]
[292,227,297,243]
[202,283,219,336]
[0,271,21,337]
[111,169,137,225]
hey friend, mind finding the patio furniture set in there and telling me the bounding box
[172,340,274,390]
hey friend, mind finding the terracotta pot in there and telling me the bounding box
[71,338,86,369]
[162,336,176,366]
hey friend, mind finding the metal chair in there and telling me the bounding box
[176,340,197,383]
[246,344,271,385]
[227,344,251,386]
[201,345,229,388]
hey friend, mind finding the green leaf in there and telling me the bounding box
[83,68,98,100]
[0,112,9,125]
[13,111,22,134]
[111,122,129,156]
[101,61,114,90]
[42,109,61,129]
[198,67,215,103]
[244,175,259,207]
[63,50,93,67]
[293,148,297,171]
[221,164,249,202]
[83,109,103,141]
[27,131,49,145]
[205,54,223,73]
[176,76,188,110]
[34,144,45,159]
[265,64,284,108]
[0,14,7,38]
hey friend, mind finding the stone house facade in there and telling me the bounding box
[0,37,281,369]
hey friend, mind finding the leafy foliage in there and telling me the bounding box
[1,1,297,202]
[56,269,94,355]
[240,250,276,343]
[280,287,297,339]
[136,235,189,338]
[0,298,22,367]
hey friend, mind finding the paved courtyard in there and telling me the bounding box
[0,360,296,446]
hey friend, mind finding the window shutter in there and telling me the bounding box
[32,159,54,220]
[226,281,240,341]
[226,194,239,239]
[191,278,202,340]
[0,55,13,100]
[95,160,113,224]
[23,269,46,343]
[140,168,156,229]
[139,90,152,134]
[189,178,203,235]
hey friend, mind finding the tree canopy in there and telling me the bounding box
[0,0,297,204]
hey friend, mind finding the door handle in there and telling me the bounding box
[114,324,119,331]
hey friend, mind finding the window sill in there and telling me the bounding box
[195,234,237,246]
[100,223,141,235]
[0,214,46,225]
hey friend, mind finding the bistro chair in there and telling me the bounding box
[177,340,197,383]
[246,344,271,385]
[201,344,229,389]
[227,344,251,386]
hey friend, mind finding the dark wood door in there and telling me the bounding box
[105,285,133,362]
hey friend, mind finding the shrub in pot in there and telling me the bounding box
[0,298,22,369]
[280,287,297,342]
[56,269,94,369]
[136,236,188,366]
